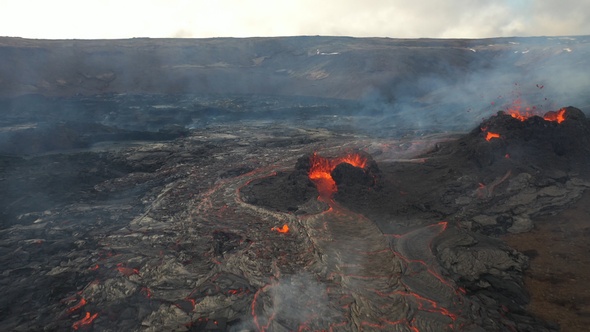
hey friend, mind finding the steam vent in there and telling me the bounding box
[2,36,590,332]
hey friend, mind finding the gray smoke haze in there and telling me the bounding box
[358,37,590,132]
[0,35,588,137]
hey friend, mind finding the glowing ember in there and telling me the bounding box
[271,224,289,233]
[72,311,98,330]
[308,153,368,196]
[485,132,501,141]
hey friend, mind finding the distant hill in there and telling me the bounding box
[1,36,589,110]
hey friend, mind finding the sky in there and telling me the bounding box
[1,0,589,39]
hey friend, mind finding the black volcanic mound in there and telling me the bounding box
[329,151,382,201]
[458,106,590,171]
[241,150,381,213]
[240,169,317,213]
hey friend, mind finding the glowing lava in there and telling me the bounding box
[508,107,567,124]
[271,224,289,233]
[72,312,98,330]
[485,132,501,141]
[67,298,87,314]
[308,152,368,197]
[543,108,567,123]
[508,109,534,121]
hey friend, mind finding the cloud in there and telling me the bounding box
[1,0,589,39]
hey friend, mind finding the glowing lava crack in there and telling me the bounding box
[249,151,472,331]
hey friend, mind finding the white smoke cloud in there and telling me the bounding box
[239,272,338,331]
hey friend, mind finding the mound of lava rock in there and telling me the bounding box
[459,106,590,172]
[240,150,380,213]
[295,150,381,192]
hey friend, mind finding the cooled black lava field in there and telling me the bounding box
[1,92,590,331]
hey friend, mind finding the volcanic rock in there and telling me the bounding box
[460,107,590,170]
[3,90,588,331]
[508,215,533,234]
[331,162,374,187]
[239,170,318,213]
[331,151,380,189]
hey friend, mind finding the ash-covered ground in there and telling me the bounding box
[1,94,589,331]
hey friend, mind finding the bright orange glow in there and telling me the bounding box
[271,224,289,233]
[509,108,567,123]
[72,312,98,330]
[67,298,87,314]
[543,108,567,123]
[485,132,501,141]
[308,153,368,196]
[506,98,530,121]
[506,100,567,123]
[508,110,533,121]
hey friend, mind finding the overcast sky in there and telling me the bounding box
[2,0,589,39]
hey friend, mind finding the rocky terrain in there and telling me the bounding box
[1,36,590,108]
[1,35,590,331]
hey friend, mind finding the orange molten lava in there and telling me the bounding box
[508,107,567,123]
[308,153,368,196]
[485,132,501,141]
[67,298,87,314]
[543,108,567,123]
[72,312,98,330]
[271,224,289,233]
[508,110,532,121]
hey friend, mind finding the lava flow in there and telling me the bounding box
[485,131,501,141]
[308,152,367,197]
[72,312,98,330]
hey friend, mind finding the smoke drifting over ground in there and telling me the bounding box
[359,37,590,132]
[244,273,337,331]
[2,35,587,135]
